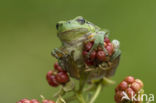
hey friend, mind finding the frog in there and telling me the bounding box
[54,16,108,59]
[52,16,121,79]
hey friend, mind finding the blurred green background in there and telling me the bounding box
[0,0,156,103]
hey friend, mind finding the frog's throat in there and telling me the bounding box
[61,32,92,46]
[58,28,92,45]
[57,28,89,36]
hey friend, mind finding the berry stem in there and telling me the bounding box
[64,95,77,103]
[78,71,88,93]
[76,93,87,103]
[89,84,102,103]
[75,71,88,103]
[53,88,65,98]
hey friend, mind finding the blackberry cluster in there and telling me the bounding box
[16,99,55,103]
[114,76,144,103]
[82,37,114,66]
[46,62,69,87]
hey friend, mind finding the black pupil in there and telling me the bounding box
[77,18,85,24]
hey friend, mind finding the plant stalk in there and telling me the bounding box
[89,84,102,103]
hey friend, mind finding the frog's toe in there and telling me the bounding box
[103,48,108,56]
[51,48,65,59]
[51,49,59,58]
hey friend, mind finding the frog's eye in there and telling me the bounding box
[76,18,85,24]
[56,23,59,30]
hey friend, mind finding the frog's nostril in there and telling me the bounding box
[56,23,63,30]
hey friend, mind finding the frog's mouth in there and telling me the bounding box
[58,28,88,35]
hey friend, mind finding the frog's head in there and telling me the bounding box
[56,16,99,43]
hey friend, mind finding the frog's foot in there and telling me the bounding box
[100,43,108,55]
[88,42,108,57]
[51,48,66,59]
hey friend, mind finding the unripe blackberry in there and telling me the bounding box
[106,43,114,56]
[115,91,124,103]
[54,62,64,72]
[131,82,141,92]
[46,70,59,87]
[56,72,69,84]
[85,59,94,66]
[124,76,135,84]
[126,88,135,99]
[17,99,31,103]
[90,50,96,61]
[104,37,110,43]
[46,70,53,81]
[42,100,55,103]
[48,75,59,87]
[82,50,88,56]
[119,81,128,90]
[135,79,144,88]
[85,42,93,51]
[31,99,40,103]
[115,76,144,103]
[96,51,106,61]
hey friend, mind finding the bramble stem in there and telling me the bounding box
[76,93,86,103]
[89,84,102,103]
[75,71,88,103]
[64,95,76,103]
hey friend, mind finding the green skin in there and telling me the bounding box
[55,16,108,59]
[52,17,121,103]
[52,16,120,78]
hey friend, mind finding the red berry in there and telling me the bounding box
[115,91,124,102]
[115,86,119,93]
[50,75,59,87]
[124,76,135,84]
[126,88,135,99]
[119,81,128,90]
[46,70,53,81]
[104,37,110,43]
[85,42,93,51]
[17,99,31,103]
[56,72,69,84]
[96,51,106,61]
[90,50,96,61]
[106,43,114,55]
[82,50,88,56]
[31,99,40,103]
[115,76,144,103]
[46,71,59,87]
[135,79,144,88]
[42,100,55,103]
[114,95,120,103]
[54,62,64,72]
[85,59,94,66]
[54,62,59,69]
[131,82,141,92]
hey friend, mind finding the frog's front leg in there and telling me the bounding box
[88,31,108,56]
[51,48,66,59]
